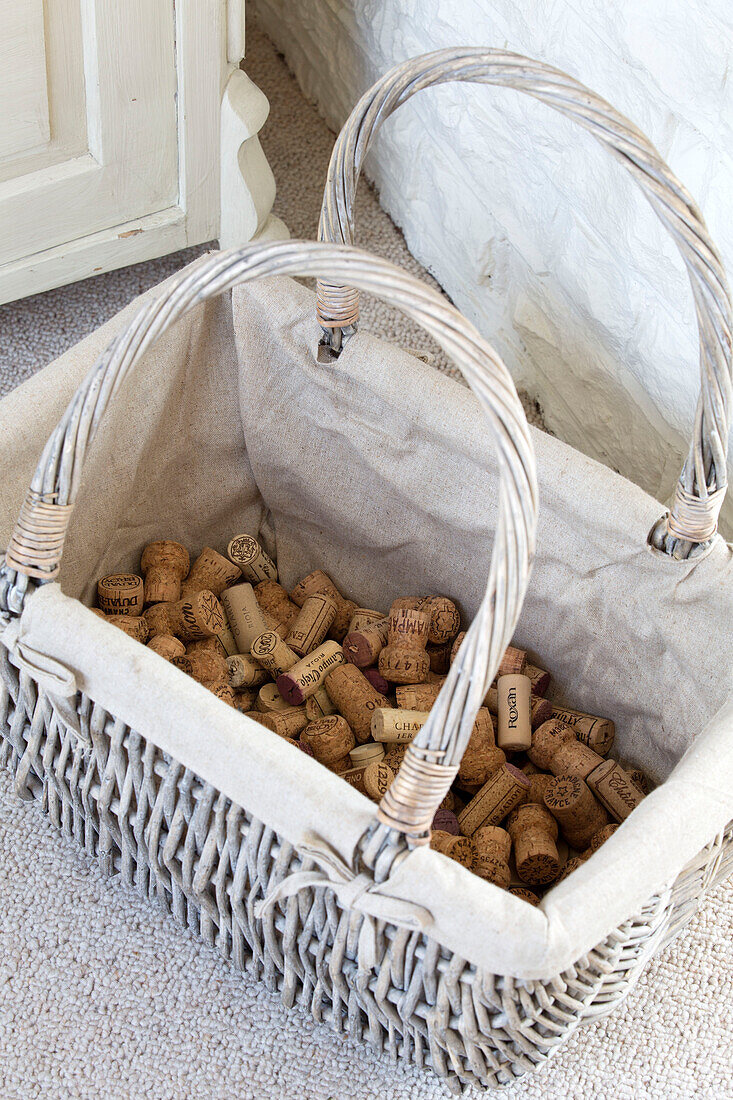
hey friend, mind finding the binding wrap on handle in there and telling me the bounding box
[0,239,537,860]
[317,48,732,558]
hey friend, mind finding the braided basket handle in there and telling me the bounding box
[0,239,537,850]
[317,48,732,557]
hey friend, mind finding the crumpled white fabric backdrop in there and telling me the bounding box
[0,20,731,1099]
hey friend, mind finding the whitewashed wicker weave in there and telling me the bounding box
[317,48,732,561]
[0,57,731,1095]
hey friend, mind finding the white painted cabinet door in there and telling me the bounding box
[0,0,285,304]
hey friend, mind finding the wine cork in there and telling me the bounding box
[497,674,532,751]
[509,886,540,906]
[382,744,409,772]
[227,653,269,689]
[232,687,257,712]
[97,574,144,617]
[106,615,149,643]
[585,823,619,854]
[166,590,225,641]
[290,570,357,641]
[543,774,611,849]
[363,667,390,695]
[253,708,308,738]
[396,682,443,711]
[324,664,392,743]
[304,686,338,720]
[378,607,431,685]
[473,825,512,887]
[419,596,461,645]
[525,663,551,696]
[181,547,241,599]
[143,602,172,638]
[187,636,227,659]
[438,789,456,813]
[348,608,385,633]
[211,683,236,707]
[371,708,429,744]
[300,715,355,768]
[426,642,452,675]
[498,645,527,677]
[186,648,228,686]
[484,686,550,729]
[256,682,293,713]
[227,534,278,583]
[342,617,390,668]
[529,719,604,779]
[586,760,646,822]
[432,809,460,835]
[254,580,299,632]
[627,768,651,796]
[221,584,270,654]
[507,803,561,885]
[339,765,368,794]
[216,623,238,656]
[457,764,530,835]
[250,630,297,678]
[363,760,395,801]
[140,541,190,605]
[285,594,337,657]
[349,742,384,768]
[450,631,465,664]
[430,832,476,871]
[555,854,589,884]
[457,710,500,787]
[147,634,185,661]
[550,707,615,756]
[277,641,345,705]
[526,772,553,807]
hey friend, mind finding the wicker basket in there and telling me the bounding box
[1,49,732,1094]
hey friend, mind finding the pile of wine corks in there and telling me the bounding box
[92,535,652,904]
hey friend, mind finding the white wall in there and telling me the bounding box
[253,0,733,535]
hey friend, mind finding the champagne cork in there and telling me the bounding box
[378,607,431,685]
[430,832,476,871]
[212,683,236,707]
[147,634,185,661]
[555,854,589,884]
[166,590,225,641]
[432,809,460,835]
[216,623,238,656]
[419,595,461,645]
[348,608,385,633]
[507,803,561,885]
[426,642,452,675]
[627,768,651,796]
[586,760,645,822]
[171,655,193,676]
[107,615,149,643]
[529,719,604,779]
[349,742,384,768]
[305,686,338,720]
[498,645,527,677]
[450,631,465,664]
[97,574,144,616]
[526,772,553,807]
[277,641,345,705]
[457,746,506,794]
[186,648,228,686]
[543,774,611,849]
[256,682,293,713]
[285,594,337,657]
[390,597,424,611]
[585,823,619,854]
[252,708,309,738]
[254,580,299,632]
[250,630,298,677]
[181,547,240,599]
[371,708,429,744]
[227,534,278,583]
[525,663,551,696]
[324,664,392,743]
[221,584,270,654]
[227,653,269,689]
[363,760,395,801]
[396,682,443,711]
[290,570,356,641]
[364,667,390,695]
[140,541,189,605]
[509,886,540,906]
[550,707,615,756]
[457,764,530,835]
[232,687,257,712]
[473,825,512,887]
[497,674,532,751]
[301,715,355,768]
[143,602,172,638]
[342,617,390,668]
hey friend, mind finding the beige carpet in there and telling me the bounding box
[0,20,731,1100]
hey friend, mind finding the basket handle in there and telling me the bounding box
[0,238,537,851]
[317,47,732,558]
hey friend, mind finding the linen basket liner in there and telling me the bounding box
[0,263,731,978]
